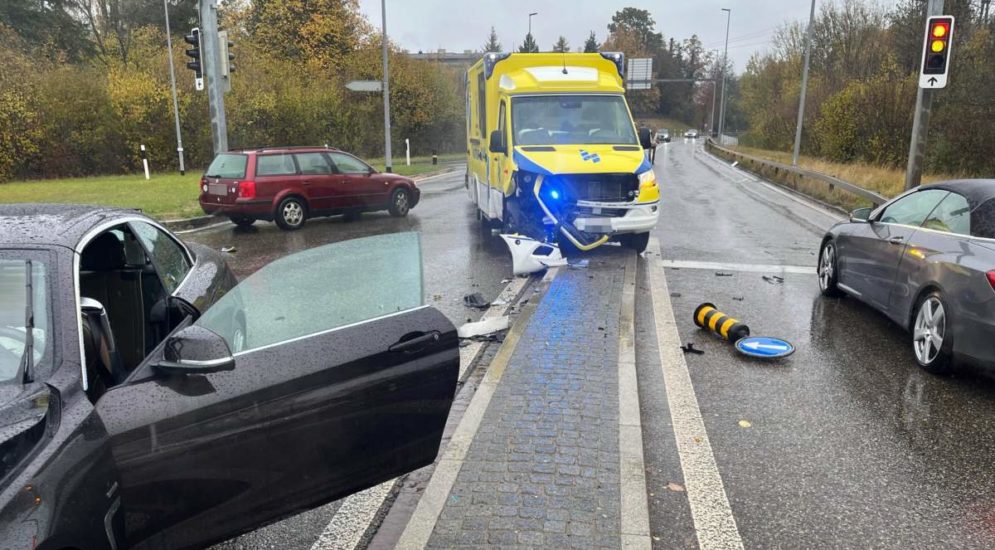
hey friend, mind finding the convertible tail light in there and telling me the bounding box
[987,271,995,291]
[237,180,256,200]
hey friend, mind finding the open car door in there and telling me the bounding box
[94,232,458,549]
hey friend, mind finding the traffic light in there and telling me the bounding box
[184,28,202,77]
[919,16,954,89]
[219,30,235,76]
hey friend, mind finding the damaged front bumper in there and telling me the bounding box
[570,200,659,234]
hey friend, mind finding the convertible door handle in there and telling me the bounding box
[888,236,905,245]
[389,331,441,353]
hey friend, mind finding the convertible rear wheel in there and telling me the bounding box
[913,292,953,374]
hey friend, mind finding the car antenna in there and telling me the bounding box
[19,260,35,384]
[561,50,569,75]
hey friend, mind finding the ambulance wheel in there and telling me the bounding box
[624,232,650,253]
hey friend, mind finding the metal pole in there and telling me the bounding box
[717,8,731,144]
[381,0,392,172]
[163,0,185,175]
[199,0,228,154]
[529,12,537,36]
[709,50,719,136]
[904,0,944,190]
[791,0,817,166]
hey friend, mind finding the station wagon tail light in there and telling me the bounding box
[200,177,207,193]
[237,180,256,199]
[987,271,995,291]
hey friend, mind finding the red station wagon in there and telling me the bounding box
[199,146,420,230]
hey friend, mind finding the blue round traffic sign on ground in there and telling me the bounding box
[735,336,795,359]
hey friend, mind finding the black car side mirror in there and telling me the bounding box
[156,325,235,375]
[489,131,505,153]
[638,128,652,149]
[850,207,874,223]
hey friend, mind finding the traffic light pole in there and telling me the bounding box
[905,0,944,191]
[163,0,185,175]
[199,0,228,154]
[381,0,392,173]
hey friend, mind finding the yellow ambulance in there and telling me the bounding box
[465,52,660,252]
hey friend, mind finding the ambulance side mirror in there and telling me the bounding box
[489,131,505,154]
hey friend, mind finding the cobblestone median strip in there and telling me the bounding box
[311,275,531,550]
[402,252,633,549]
[648,237,744,550]
[395,268,560,549]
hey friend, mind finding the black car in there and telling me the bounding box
[0,205,458,549]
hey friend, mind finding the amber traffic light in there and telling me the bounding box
[922,16,953,75]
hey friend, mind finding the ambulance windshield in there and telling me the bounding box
[511,95,639,146]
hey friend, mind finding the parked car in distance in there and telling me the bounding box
[199,146,421,230]
[0,206,458,549]
[655,130,671,143]
[684,129,699,139]
[818,180,995,374]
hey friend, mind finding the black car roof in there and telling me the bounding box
[923,179,995,206]
[0,204,146,248]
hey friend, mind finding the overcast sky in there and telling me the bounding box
[357,0,901,73]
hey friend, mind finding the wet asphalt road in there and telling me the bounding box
[645,140,995,549]
[185,167,517,549]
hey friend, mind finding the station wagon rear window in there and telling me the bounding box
[205,154,247,179]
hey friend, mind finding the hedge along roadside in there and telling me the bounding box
[704,139,887,213]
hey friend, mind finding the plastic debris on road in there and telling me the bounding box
[762,275,785,284]
[221,246,237,253]
[681,343,705,355]
[457,316,510,339]
[500,234,567,275]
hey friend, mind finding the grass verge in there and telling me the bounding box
[0,154,465,220]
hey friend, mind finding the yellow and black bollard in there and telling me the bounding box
[694,303,750,342]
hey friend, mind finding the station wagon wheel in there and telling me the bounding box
[276,197,307,230]
[913,292,953,374]
[818,240,842,297]
[389,188,411,217]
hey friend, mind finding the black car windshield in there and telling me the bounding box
[205,153,248,179]
[512,95,638,146]
[0,255,51,384]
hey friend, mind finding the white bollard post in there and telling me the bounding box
[405,138,411,166]
[141,144,150,180]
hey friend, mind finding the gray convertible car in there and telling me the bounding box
[818,180,995,374]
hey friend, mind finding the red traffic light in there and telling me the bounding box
[931,21,949,38]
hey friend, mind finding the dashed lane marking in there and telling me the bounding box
[648,237,745,550]
[660,259,816,275]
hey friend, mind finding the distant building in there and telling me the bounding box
[406,49,482,68]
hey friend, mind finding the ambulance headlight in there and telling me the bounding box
[638,171,656,186]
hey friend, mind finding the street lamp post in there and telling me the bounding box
[717,8,731,144]
[528,12,538,37]
[791,0,817,166]
[163,0,185,175]
[381,0,392,172]
[710,49,719,136]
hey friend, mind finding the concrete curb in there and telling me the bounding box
[160,165,464,231]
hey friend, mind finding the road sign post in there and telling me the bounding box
[905,0,949,191]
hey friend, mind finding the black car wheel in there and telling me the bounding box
[818,240,842,297]
[389,188,411,217]
[912,291,954,374]
[275,197,307,230]
[229,216,255,229]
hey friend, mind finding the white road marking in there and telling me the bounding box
[394,268,560,550]
[618,252,651,549]
[648,238,745,550]
[310,275,529,550]
[660,259,816,275]
[413,169,462,185]
[695,146,844,224]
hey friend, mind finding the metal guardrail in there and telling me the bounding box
[705,139,887,207]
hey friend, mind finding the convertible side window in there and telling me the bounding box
[196,232,423,354]
[879,190,949,227]
[131,222,191,294]
[922,192,970,235]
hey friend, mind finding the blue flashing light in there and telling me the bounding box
[550,190,560,200]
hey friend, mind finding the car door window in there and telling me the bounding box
[294,152,334,175]
[972,199,995,239]
[879,190,949,226]
[922,192,971,235]
[256,154,298,176]
[130,222,191,294]
[329,153,372,175]
[196,232,422,352]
